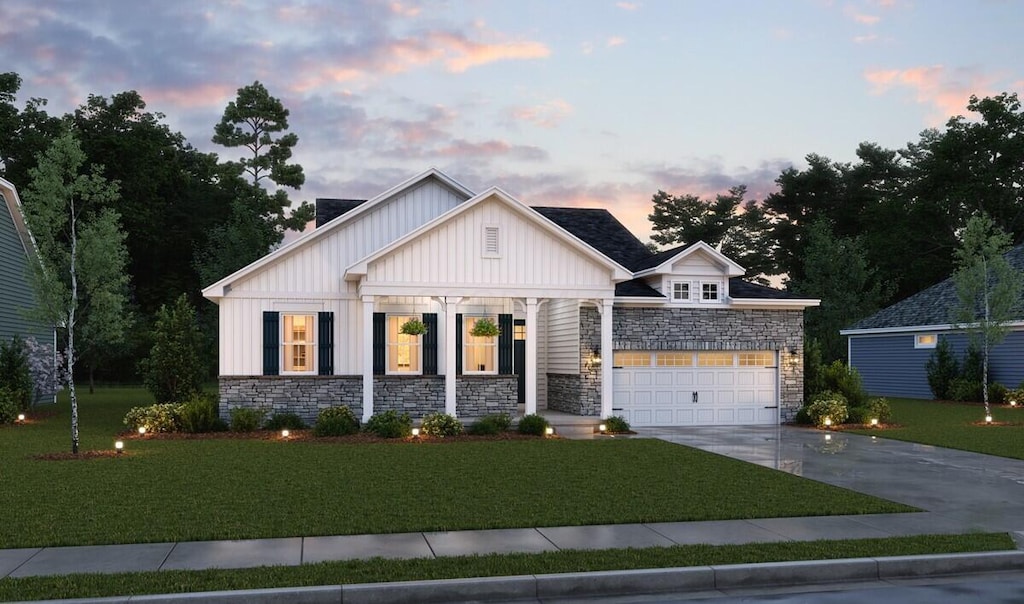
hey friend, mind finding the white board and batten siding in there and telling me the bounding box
[217,178,468,376]
[362,197,614,296]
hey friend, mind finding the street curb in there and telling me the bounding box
[23,550,1024,604]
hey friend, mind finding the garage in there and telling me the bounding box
[612,350,778,426]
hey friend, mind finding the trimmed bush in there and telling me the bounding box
[926,339,959,400]
[865,397,892,423]
[820,361,867,407]
[229,407,265,433]
[467,413,511,435]
[0,336,33,411]
[949,378,983,403]
[365,410,413,438]
[420,413,463,437]
[988,383,1008,405]
[123,403,184,433]
[0,387,18,424]
[605,415,630,433]
[139,294,206,404]
[179,394,226,433]
[1007,387,1024,406]
[313,406,360,437]
[793,405,812,425]
[264,413,307,431]
[517,413,549,436]
[805,393,848,428]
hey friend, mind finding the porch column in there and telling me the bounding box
[525,297,538,416]
[361,296,374,422]
[600,298,614,419]
[444,296,459,416]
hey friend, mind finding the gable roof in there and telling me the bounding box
[0,177,38,266]
[632,241,745,277]
[844,243,1024,333]
[532,207,653,271]
[346,187,633,282]
[202,167,474,298]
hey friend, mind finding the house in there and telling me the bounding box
[841,244,1024,398]
[0,177,56,403]
[202,169,818,427]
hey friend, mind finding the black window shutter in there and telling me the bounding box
[263,311,279,376]
[422,313,438,375]
[318,312,334,375]
[455,313,463,375]
[373,312,386,375]
[498,313,513,375]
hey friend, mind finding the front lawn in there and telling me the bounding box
[848,398,1024,459]
[1,388,912,549]
[0,533,1012,602]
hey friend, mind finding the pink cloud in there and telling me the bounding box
[508,99,574,129]
[843,5,881,24]
[864,65,1001,124]
[616,2,640,10]
[134,83,237,110]
[428,31,550,72]
[606,36,626,48]
[436,139,547,161]
[389,2,421,17]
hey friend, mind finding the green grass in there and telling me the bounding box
[0,388,911,549]
[848,398,1024,459]
[0,533,1012,602]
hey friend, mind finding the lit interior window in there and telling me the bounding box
[388,315,421,373]
[282,314,314,372]
[464,316,497,373]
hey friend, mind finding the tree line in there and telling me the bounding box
[648,93,1024,363]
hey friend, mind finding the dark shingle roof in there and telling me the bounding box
[316,198,367,227]
[615,279,665,298]
[632,243,694,271]
[532,207,653,271]
[848,243,1024,330]
[728,278,805,300]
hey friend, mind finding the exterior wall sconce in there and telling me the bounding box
[586,350,602,370]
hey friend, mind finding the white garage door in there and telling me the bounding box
[612,351,778,426]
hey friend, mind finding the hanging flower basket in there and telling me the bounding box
[399,318,428,336]
[469,317,501,338]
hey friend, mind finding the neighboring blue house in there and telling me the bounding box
[841,244,1024,399]
[0,177,57,404]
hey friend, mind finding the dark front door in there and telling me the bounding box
[513,319,526,403]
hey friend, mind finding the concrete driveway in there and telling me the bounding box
[638,425,1024,534]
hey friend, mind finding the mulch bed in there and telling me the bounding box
[120,429,549,443]
[32,450,129,461]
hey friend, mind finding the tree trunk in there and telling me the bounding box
[89,364,95,395]
[68,201,79,454]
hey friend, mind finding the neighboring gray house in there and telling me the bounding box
[0,177,56,403]
[841,244,1024,399]
[204,169,818,427]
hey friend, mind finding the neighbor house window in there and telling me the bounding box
[282,314,315,373]
[464,316,498,373]
[700,282,720,302]
[387,315,421,374]
[915,334,938,349]
[671,281,691,302]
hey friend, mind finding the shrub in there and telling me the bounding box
[0,387,18,424]
[467,413,512,435]
[988,383,1008,405]
[925,338,959,400]
[313,406,360,437]
[517,413,549,436]
[420,412,463,437]
[264,413,307,431]
[805,393,848,428]
[793,405,812,425]
[864,397,892,423]
[604,415,630,433]
[180,393,226,433]
[1007,387,1024,406]
[961,346,984,384]
[139,294,206,404]
[365,410,413,438]
[0,336,33,411]
[846,406,870,425]
[820,361,867,407]
[949,378,983,403]
[123,403,184,433]
[229,407,265,432]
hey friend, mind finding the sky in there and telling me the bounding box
[3,0,1023,242]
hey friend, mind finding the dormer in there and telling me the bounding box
[632,241,745,306]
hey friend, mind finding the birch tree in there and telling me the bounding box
[21,132,130,453]
[951,213,1024,417]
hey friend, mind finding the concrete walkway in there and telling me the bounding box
[4,427,1024,580]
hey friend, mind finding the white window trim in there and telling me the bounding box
[464,315,499,375]
[915,334,938,349]
[482,224,500,259]
[281,313,317,375]
[386,314,423,375]
[670,280,693,303]
[699,281,722,303]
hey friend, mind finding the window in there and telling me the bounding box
[671,281,691,302]
[282,314,315,373]
[513,323,526,341]
[482,225,500,257]
[697,352,734,367]
[387,315,421,373]
[656,352,692,367]
[738,352,773,367]
[464,316,498,373]
[701,282,720,302]
[915,334,938,349]
[613,351,652,367]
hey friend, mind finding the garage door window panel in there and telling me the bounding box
[657,352,692,367]
[613,351,652,367]
[698,352,734,367]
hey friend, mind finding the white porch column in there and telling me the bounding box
[525,297,538,416]
[600,298,614,419]
[361,296,374,422]
[444,297,459,416]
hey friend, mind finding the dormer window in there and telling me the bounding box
[701,282,720,302]
[671,281,691,303]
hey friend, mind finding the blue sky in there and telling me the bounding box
[3,0,1022,240]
